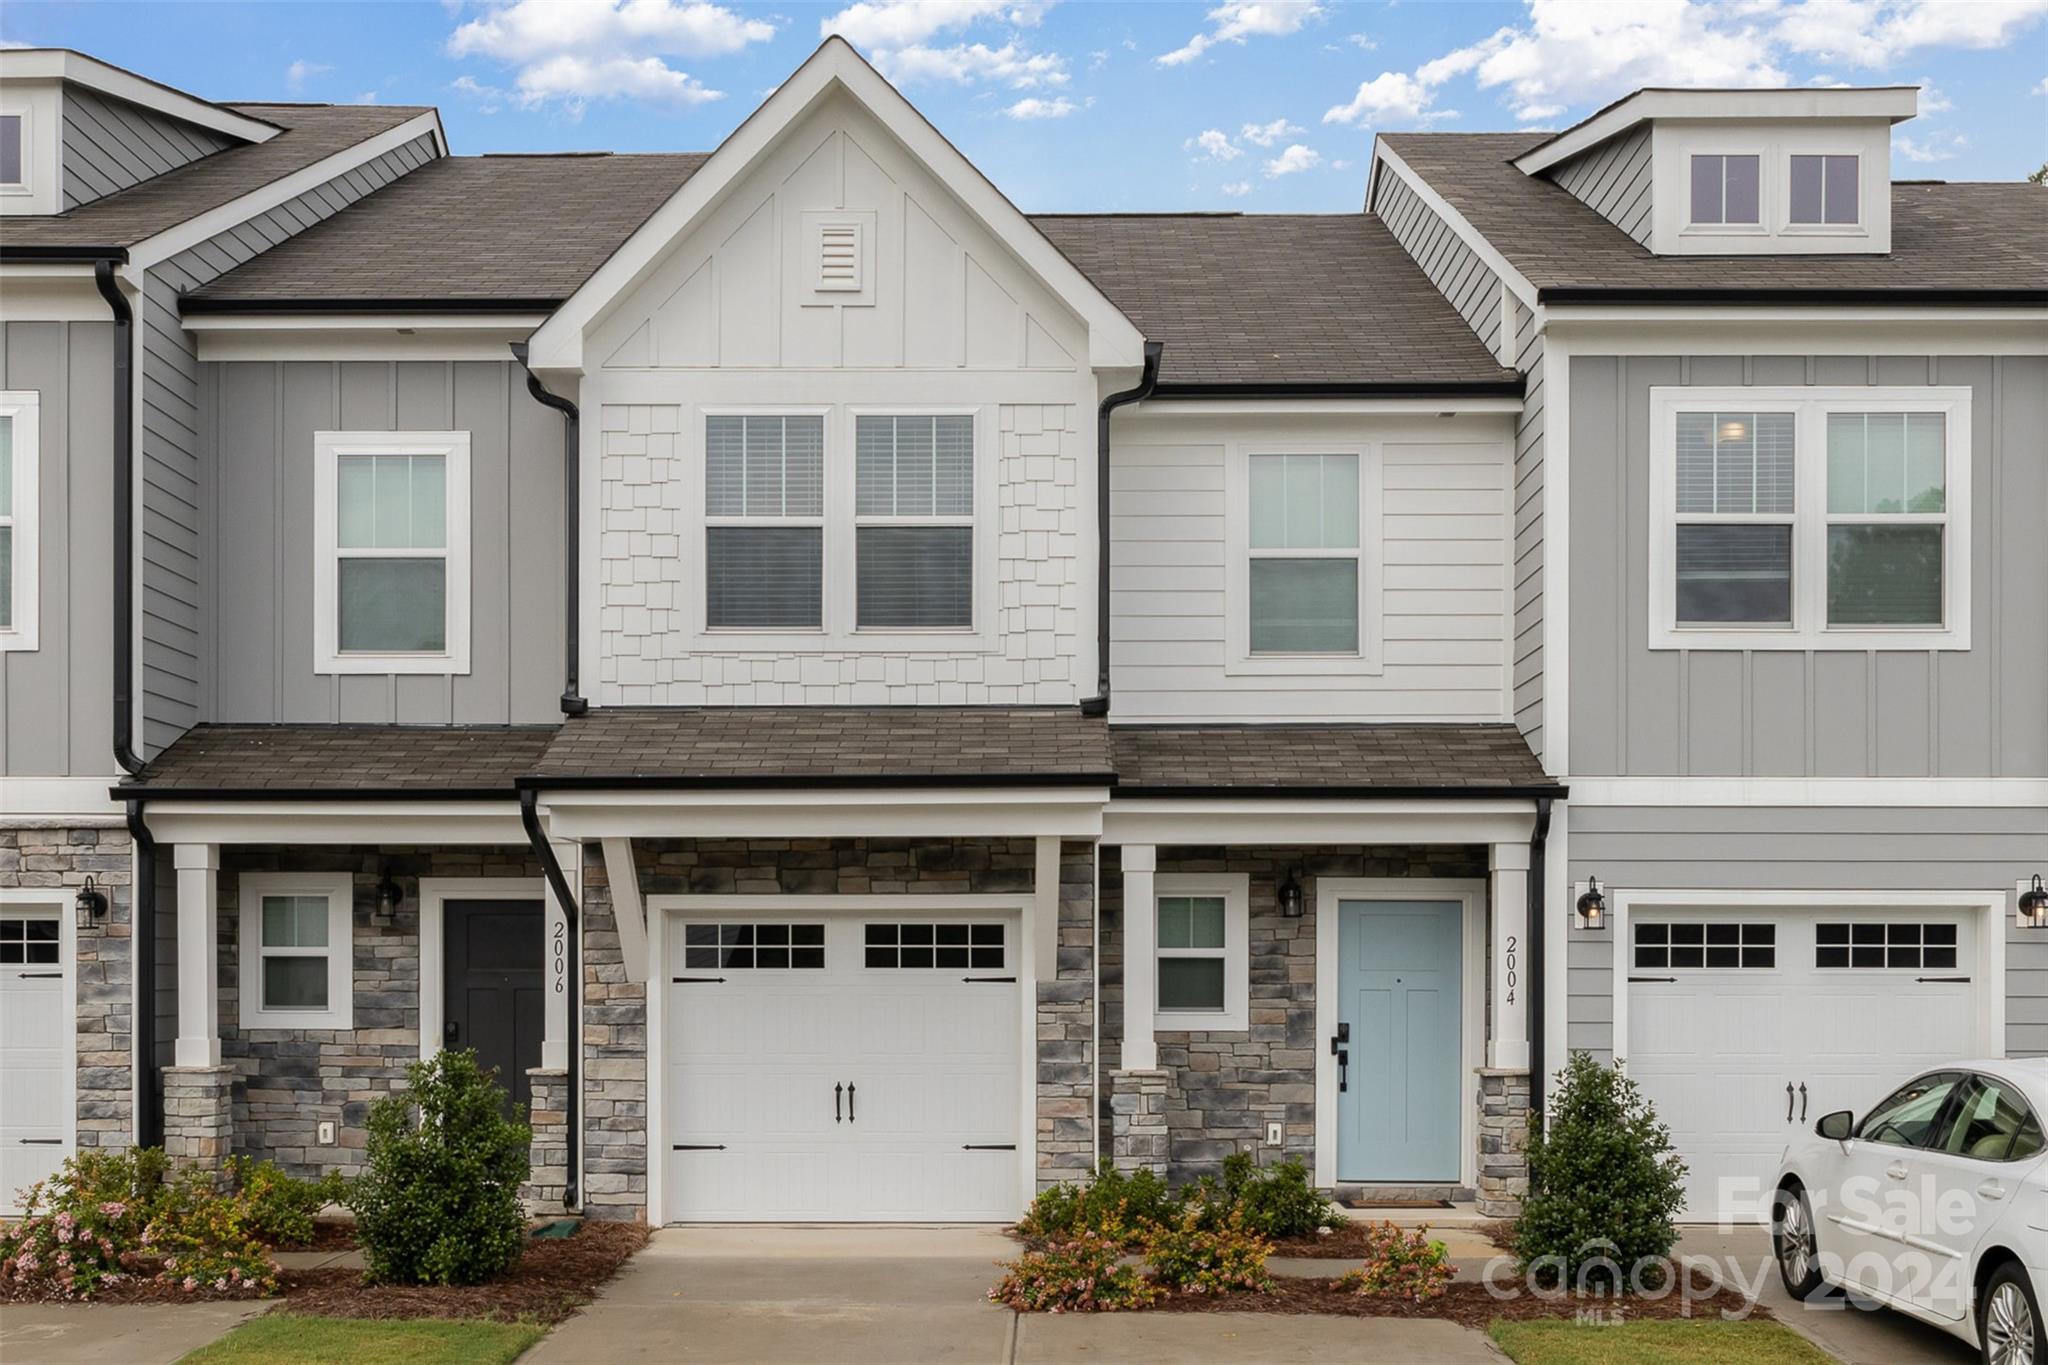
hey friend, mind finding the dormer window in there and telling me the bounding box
[0,114,21,188]
[1789,154,1858,226]
[1689,154,1759,226]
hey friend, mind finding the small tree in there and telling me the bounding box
[1513,1051,1686,1289]
[349,1050,530,1286]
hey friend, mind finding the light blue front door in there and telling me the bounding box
[1336,899,1463,1183]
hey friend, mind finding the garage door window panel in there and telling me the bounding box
[1856,1072,1965,1149]
[0,916,57,965]
[865,922,1003,971]
[683,922,824,970]
[1815,921,1956,971]
[1633,921,1775,970]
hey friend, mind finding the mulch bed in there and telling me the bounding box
[1148,1269,1770,1330]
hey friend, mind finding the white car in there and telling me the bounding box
[1773,1059,2048,1365]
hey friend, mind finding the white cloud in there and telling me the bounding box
[355,90,381,104]
[1895,129,1966,162]
[820,0,1050,47]
[1323,71,1438,125]
[1221,179,1252,196]
[1263,142,1322,176]
[451,74,508,112]
[1916,78,1952,113]
[826,1,1067,93]
[286,59,332,92]
[2037,76,2048,95]
[1239,116,1302,146]
[1004,95,1079,118]
[874,41,1067,88]
[1345,32,1376,50]
[1776,0,2048,66]
[447,0,772,110]
[1186,128,1244,160]
[1159,0,1323,67]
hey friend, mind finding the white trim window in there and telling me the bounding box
[1649,387,1971,650]
[1688,153,1760,227]
[703,412,826,631]
[313,431,471,674]
[853,413,975,631]
[0,391,38,650]
[0,112,23,190]
[1153,873,1249,1032]
[238,873,354,1030]
[1226,445,1383,675]
[1789,153,1858,226]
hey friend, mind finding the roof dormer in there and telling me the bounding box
[1513,87,1919,257]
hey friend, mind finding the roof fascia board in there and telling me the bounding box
[524,37,1145,374]
[1513,87,1920,174]
[124,109,445,271]
[1139,396,1525,416]
[0,49,284,144]
[1541,286,2045,307]
[182,311,550,331]
[192,321,546,364]
[1369,141,1540,313]
[1545,309,2048,356]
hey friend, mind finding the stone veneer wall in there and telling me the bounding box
[213,845,545,1176]
[1099,844,1488,1187]
[578,836,1098,1222]
[1,823,135,1149]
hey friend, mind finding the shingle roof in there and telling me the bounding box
[124,723,558,797]
[1111,723,1554,794]
[1382,132,2048,300]
[0,103,432,252]
[528,708,1116,787]
[184,153,710,307]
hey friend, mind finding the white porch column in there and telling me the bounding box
[1489,842,1532,1070]
[543,837,579,1072]
[1121,844,1158,1071]
[174,843,221,1068]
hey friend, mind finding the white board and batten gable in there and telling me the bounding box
[557,38,1143,706]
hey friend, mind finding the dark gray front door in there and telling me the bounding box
[444,899,544,1118]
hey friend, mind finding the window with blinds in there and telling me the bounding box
[1673,411,1795,625]
[704,414,825,630]
[853,414,974,630]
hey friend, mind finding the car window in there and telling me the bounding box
[1857,1072,1965,1148]
[1936,1076,2045,1162]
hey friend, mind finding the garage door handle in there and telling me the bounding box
[1799,1083,1807,1122]
[1786,1083,1795,1123]
[19,1138,62,1145]
[1916,976,1970,984]
[847,1083,855,1123]
[835,1082,842,1123]
[18,971,61,979]
[964,1144,1017,1151]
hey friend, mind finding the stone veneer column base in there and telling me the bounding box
[524,1068,570,1215]
[1108,1069,1172,1178]
[1475,1067,1532,1218]
[163,1066,235,1176]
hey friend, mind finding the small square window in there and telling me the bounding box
[1690,154,1759,225]
[1790,154,1858,225]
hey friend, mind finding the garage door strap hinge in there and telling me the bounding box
[671,1144,727,1151]
[1916,975,1970,983]
[671,976,726,984]
[1627,975,1677,983]
[963,1144,1018,1150]
[963,976,1017,983]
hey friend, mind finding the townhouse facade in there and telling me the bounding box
[1,41,2041,1225]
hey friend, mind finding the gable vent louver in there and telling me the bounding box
[816,221,863,292]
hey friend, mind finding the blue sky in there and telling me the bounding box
[5,1,2045,211]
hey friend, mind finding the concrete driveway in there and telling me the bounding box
[524,1225,1501,1365]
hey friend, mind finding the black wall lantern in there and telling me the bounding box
[373,874,404,929]
[1576,876,1607,931]
[74,876,109,930]
[1279,869,1305,919]
[2021,875,2048,931]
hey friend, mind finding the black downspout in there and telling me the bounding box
[94,260,143,775]
[125,799,161,1148]
[509,343,587,716]
[520,790,580,1208]
[1080,341,1163,718]
[1527,796,1554,1130]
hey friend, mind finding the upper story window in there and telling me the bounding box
[704,413,825,630]
[854,414,973,630]
[1789,154,1858,225]
[0,114,22,188]
[1688,154,1759,226]
[1249,453,1360,653]
[313,431,471,674]
[1649,387,1971,651]
[0,392,39,652]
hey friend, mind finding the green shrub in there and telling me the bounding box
[348,1050,531,1286]
[143,1174,279,1296]
[988,1230,1157,1312]
[1141,1206,1275,1296]
[224,1156,347,1249]
[1186,1153,1341,1239]
[1337,1222,1454,1303]
[1018,1158,1177,1244]
[1513,1051,1687,1289]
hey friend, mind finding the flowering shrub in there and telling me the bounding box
[1337,1222,1455,1303]
[1140,1207,1275,1296]
[1018,1159,1176,1245]
[143,1174,279,1297]
[224,1155,346,1249]
[988,1229,1157,1312]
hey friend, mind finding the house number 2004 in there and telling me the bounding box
[1504,933,1517,1006]
[551,920,567,994]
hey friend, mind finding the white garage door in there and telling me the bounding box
[662,912,1023,1222]
[1,906,71,1215]
[1627,907,1978,1223]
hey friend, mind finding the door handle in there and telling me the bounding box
[847,1082,856,1123]
[1799,1083,1808,1122]
[1886,1162,1909,1181]
[1331,1023,1350,1093]
[834,1082,842,1124]
[1786,1083,1795,1123]
[1978,1181,2007,1202]
[444,1020,459,1044]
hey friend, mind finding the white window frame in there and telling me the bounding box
[1682,149,1766,236]
[1784,149,1863,234]
[0,107,25,191]
[698,406,830,638]
[1153,872,1249,1032]
[1223,442,1384,676]
[312,430,472,675]
[1648,386,1971,651]
[238,872,354,1031]
[0,391,40,651]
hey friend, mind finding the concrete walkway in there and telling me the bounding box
[525,1225,1505,1365]
[0,1300,265,1365]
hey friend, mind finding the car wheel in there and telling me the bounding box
[1772,1184,1825,1301]
[1981,1262,2043,1365]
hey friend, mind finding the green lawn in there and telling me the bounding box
[178,1315,544,1365]
[1490,1318,1835,1365]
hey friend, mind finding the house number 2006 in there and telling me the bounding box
[1504,933,1518,1006]
[551,920,567,994]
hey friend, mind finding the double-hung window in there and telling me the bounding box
[704,414,825,631]
[1789,154,1858,226]
[1688,154,1760,227]
[238,873,353,1030]
[1651,388,1970,649]
[0,391,38,650]
[1153,874,1249,1032]
[0,113,22,190]
[314,431,470,673]
[1245,452,1364,655]
[854,413,974,630]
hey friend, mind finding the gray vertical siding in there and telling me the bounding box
[1545,127,1652,245]
[61,88,236,210]
[1512,326,1544,758]
[1564,805,2048,1061]
[140,130,439,754]
[1372,168,1503,358]
[0,322,117,778]
[204,360,565,726]
[1569,353,2048,780]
